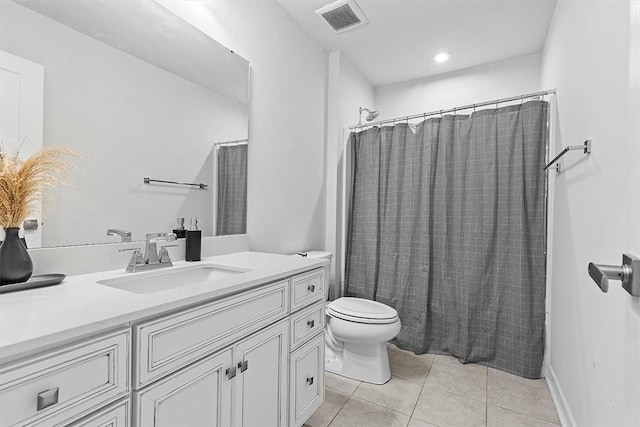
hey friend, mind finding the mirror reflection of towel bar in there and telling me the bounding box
[143,177,208,189]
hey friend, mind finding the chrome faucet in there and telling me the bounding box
[143,233,177,265]
[120,232,177,273]
[107,228,132,242]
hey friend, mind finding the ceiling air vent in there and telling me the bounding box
[315,0,368,33]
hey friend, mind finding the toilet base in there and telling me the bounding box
[325,341,391,384]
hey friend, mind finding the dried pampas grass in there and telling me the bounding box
[0,146,78,228]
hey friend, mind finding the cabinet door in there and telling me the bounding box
[234,319,289,427]
[289,333,325,427]
[135,348,233,427]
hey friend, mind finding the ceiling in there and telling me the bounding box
[276,0,557,87]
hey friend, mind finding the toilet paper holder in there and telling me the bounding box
[588,254,639,297]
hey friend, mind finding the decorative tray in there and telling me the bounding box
[0,274,66,294]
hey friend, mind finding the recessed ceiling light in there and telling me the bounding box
[434,51,451,63]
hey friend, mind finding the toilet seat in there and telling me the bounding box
[327,297,399,324]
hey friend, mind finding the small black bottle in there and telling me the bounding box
[173,217,186,239]
[185,218,201,262]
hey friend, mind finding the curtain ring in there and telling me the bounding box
[439,109,443,118]
[495,99,499,109]
[520,95,524,105]
[453,107,457,117]
[473,104,476,113]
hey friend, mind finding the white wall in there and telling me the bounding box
[324,51,375,297]
[338,55,376,131]
[1,1,247,246]
[375,54,542,120]
[541,1,639,425]
[159,0,328,255]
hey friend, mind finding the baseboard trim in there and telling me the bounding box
[546,364,577,427]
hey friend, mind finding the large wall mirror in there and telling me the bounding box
[0,0,249,248]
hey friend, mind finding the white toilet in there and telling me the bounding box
[295,251,401,384]
[324,297,401,384]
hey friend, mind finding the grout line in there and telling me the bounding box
[408,355,434,422]
[347,395,412,418]
[485,365,489,426]
[326,398,346,427]
[488,403,561,425]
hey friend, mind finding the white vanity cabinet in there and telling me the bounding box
[131,266,326,427]
[0,259,327,427]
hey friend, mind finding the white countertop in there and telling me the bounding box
[0,251,329,364]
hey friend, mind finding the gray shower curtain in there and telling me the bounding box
[216,144,247,235]
[345,101,548,378]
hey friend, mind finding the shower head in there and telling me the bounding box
[358,107,380,126]
[366,110,380,121]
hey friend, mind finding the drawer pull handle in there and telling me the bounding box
[37,387,59,411]
[306,376,314,386]
[307,284,316,292]
[307,320,315,328]
[226,366,237,380]
[238,360,249,373]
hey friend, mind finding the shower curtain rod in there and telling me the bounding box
[349,89,556,130]
[214,138,248,146]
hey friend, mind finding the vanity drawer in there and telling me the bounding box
[0,329,130,427]
[289,333,324,427]
[290,301,325,350]
[70,398,130,427]
[290,268,325,312]
[135,280,289,388]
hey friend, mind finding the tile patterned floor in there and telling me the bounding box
[305,346,560,427]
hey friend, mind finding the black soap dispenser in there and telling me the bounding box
[185,217,201,262]
[173,217,186,239]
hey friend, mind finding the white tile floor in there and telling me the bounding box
[306,345,560,427]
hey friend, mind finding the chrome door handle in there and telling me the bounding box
[307,320,315,328]
[307,284,315,292]
[226,366,236,380]
[238,360,249,373]
[37,387,59,411]
[306,376,314,386]
[588,254,639,297]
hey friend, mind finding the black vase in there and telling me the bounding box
[0,227,33,285]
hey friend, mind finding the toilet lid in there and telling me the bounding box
[327,297,399,324]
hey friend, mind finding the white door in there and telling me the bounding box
[234,319,289,427]
[0,50,44,247]
[135,348,234,427]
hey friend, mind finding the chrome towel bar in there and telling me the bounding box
[544,140,591,172]
[143,177,208,189]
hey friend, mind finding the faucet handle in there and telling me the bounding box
[121,248,145,272]
[158,246,175,265]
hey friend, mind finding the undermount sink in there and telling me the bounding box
[98,264,251,294]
